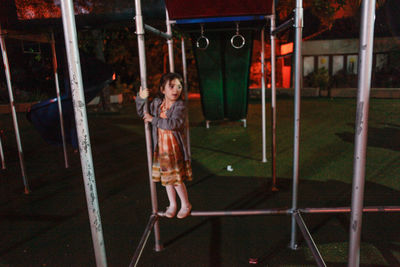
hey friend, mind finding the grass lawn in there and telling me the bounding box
[0,97,399,266]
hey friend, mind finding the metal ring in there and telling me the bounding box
[196,35,209,50]
[230,34,245,49]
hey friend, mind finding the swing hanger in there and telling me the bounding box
[231,22,245,49]
[196,24,209,50]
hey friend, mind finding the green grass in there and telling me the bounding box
[0,97,399,266]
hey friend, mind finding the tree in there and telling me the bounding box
[277,0,346,41]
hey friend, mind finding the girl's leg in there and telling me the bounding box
[165,185,177,218]
[175,183,192,218]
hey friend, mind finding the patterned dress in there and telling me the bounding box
[152,101,192,186]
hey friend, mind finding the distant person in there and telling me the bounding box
[136,73,192,219]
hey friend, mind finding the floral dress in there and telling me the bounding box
[152,101,192,186]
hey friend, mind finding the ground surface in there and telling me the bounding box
[0,97,399,267]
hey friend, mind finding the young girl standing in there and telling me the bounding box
[136,73,192,219]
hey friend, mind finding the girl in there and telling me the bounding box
[136,73,192,219]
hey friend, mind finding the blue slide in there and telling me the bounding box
[27,57,114,149]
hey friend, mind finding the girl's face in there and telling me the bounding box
[161,78,183,103]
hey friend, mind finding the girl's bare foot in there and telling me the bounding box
[177,204,192,219]
[165,205,177,218]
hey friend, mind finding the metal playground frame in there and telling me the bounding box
[130,1,400,266]
[0,29,71,194]
[12,0,398,266]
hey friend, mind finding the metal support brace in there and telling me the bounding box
[129,215,158,267]
[294,212,326,267]
[143,23,172,40]
[271,17,294,35]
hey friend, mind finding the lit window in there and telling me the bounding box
[332,56,344,75]
[303,56,314,76]
[347,55,358,74]
[318,56,329,71]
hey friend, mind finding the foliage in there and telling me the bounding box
[308,0,346,28]
[15,0,61,19]
[277,0,346,36]
[372,51,400,88]
[0,39,54,103]
[109,76,134,95]
[330,70,357,88]
[304,67,330,90]
[0,87,49,104]
[78,26,199,95]
[14,0,134,20]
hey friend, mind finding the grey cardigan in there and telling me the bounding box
[136,96,191,161]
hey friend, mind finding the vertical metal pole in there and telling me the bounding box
[134,0,162,252]
[348,0,376,266]
[59,1,107,266]
[0,27,30,194]
[51,32,69,169]
[0,131,5,169]
[290,0,303,250]
[270,13,278,191]
[261,27,267,163]
[166,9,174,72]
[181,37,191,157]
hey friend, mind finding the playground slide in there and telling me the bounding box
[27,57,114,149]
[193,30,253,122]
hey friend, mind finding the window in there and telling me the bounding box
[303,56,314,76]
[376,54,388,71]
[347,55,358,74]
[318,56,329,71]
[332,55,344,75]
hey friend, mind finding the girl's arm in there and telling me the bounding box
[135,95,146,117]
[151,104,186,131]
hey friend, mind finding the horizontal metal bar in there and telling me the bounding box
[129,214,158,267]
[157,208,291,217]
[144,23,172,39]
[271,17,294,35]
[299,206,400,214]
[181,26,262,33]
[173,15,268,25]
[294,212,327,267]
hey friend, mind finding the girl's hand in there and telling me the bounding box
[139,86,149,99]
[143,112,153,123]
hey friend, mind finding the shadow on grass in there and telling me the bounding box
[336,124,400,151]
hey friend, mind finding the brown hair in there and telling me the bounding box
[157,72,184,99]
